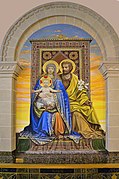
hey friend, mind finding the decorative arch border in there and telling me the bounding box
[0,2,119,153]
[0,2,119,62]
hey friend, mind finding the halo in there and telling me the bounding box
[43,60,59,73]
[59,59,76,73]
[40,76,52,87]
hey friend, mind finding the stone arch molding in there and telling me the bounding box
[0,1,119,62]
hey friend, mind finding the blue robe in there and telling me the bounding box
[20,78,81,144]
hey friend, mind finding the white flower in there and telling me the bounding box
[78,79,85,86]
[84,83,89,89]
[78,85,84,91]
[78,79,89,91]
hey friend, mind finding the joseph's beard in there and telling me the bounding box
[62,71,71,75]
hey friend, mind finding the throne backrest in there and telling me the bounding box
[30,39,92,90]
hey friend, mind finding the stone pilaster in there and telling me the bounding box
[99,61,119,151]
[0,62,23,152]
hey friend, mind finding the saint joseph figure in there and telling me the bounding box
[59,59,105,139]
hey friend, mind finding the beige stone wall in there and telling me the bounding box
[100,62,119,151]
[0,63,22,151]
[0,1,119,152]
[1,2,119,62]
[0,0,119,46]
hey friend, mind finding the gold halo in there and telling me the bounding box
[40,76,52,87]
[59,59,76,73]
[43,60,59,73]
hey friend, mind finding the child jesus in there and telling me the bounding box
[32,76,61,110]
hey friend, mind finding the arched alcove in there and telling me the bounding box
[0,2,119,155]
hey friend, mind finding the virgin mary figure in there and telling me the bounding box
[20,60,81,145]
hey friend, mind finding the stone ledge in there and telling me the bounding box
[15,151,108,164]
[0,62,23,79]
[99,61,119,79]
[1,151,119,165]
[0,152,15,163]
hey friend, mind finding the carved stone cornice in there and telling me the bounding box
[0,62,23,79]
[99,61,119,79]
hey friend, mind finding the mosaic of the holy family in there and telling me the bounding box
[16,24,106,149]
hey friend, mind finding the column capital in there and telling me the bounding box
[0,61,23,79]
[99,61,119,80]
